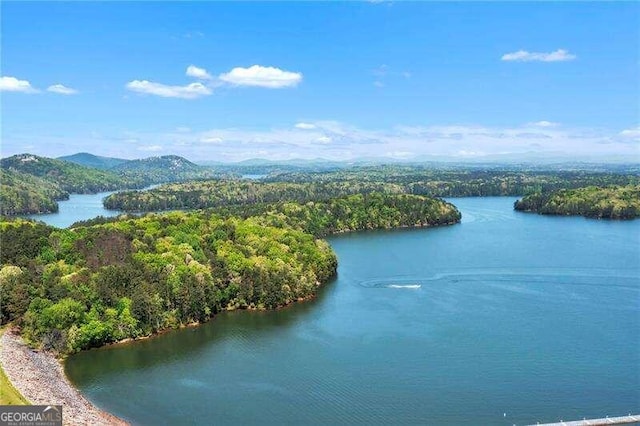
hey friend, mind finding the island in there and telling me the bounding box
[514,185,640,219]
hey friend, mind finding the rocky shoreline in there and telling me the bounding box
[0,330,127,426]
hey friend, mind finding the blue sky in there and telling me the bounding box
[1,2,638,162]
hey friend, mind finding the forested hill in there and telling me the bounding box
[514,185,640,219]
[58,152,128,170]
[0,169,69,215]
[0,194,459,354]
[110,155,224,184]
[0,154,143,193]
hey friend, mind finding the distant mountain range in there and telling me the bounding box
[110,155,224,184]
[58,152,129,170]
[0,153,141,193]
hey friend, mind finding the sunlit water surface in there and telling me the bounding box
[64,197,639,425]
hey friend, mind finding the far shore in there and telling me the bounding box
[0,329,127,426]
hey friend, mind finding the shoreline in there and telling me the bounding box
[0,329,128,426]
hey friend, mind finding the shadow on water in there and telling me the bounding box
[65,274,338,381]
[63,198,640,425]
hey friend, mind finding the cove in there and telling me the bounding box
[64,197,640,425]
[24,190,122,228]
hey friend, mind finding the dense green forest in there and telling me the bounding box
[103,180,405,211]
[0,194,459,354]
[103,168,640,212]
[0,169,69,215]
[0,154,144,194]
[0,153,229,215]
[266,167,640,197]
[514,185,640,219]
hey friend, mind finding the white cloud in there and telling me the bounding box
[501,49,576,62]
[200,136,223,144]
[17,121,634,162]
[0,76,38,93]
[47,84,78,95]
[218,65,302,88]
[530,121,559,128]
[373,81,384,88]
[126,80,212,99]
[186,65,212,80]
[619,127,640,140]
[138,144,163,152]
[295,122,316,130]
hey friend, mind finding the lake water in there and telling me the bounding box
[24,185,162,228]
[25,191,122,228]
[65,197,640,425]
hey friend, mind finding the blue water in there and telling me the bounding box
[24,185,161,228]
[25,191,122,228]
[65,197,640,425]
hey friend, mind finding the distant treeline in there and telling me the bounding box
[0,193,459,354]
[103,168,640,212]
[266,167,640,197]
[514,185,640,219]
[103,181,405,211]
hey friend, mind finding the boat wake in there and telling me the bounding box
[387,284,421,289]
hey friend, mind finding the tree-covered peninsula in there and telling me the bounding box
[514,185,640,219]
[102,168,640,213]
[103,180,405,211]
[0,194,460,354]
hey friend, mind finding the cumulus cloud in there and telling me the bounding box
[47,84,78,95]
[126,80,212,99]
[530,121,559,127]
[127,64,302,99]
[219,65,302,88]
[0,76,38,93]
[295,122,316,130]
[501,49,576,62]
[186,65,212,80]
